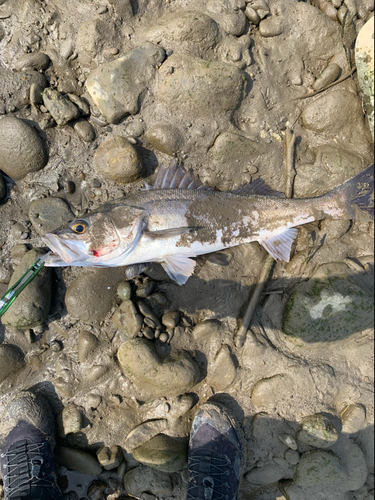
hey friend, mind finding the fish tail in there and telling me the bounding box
[324,164,374,221]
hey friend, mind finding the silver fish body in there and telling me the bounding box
[43,161,374,284]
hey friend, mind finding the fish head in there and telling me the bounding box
[42,204,146,266]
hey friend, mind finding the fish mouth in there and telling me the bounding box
[42,233,88,265]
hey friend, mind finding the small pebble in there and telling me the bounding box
[284,449,300,466]
[143,326,155,340]
[278,433,298,450]
[74,120,96,142]
[312,63,341,91]
[117,281,132,301]
[64,180,76,194]
[259,17,284,37]
[159,332,169,343]
[137,301,161,328]
[162,311,180,329]
[332,0,343,7]
[344,0,357,16]
[245,5,260,24]
[319,0,338,21]
[50,339,63,352]
[337,4,348,23]
[144,317,156,328]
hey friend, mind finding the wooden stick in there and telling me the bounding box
[235,128,296,348]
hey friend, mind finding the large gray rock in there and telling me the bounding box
[0,116,48,180]
[28,197,74,236]
[86,42,166,124]
[1,250,52,329]
[283,262,374,343]
[155,53,248,119]
[117,338,201,400]
[65,267,129,322]
[295,450,346,487]
[297,414,339,449]
[145,10,220,58]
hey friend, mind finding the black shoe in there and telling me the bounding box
[0,391,62,500]
[187,402,242,500]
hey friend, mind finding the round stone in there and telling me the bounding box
[13,52,51,72]
[28,197,74,236]
[117,281,132,301]
[132,434,188,473]
[74,120,96,142]
[0,344,25,383]
[94,135,143,184]
[145,124,184,155]
[161,311,180,329]
[0,116,48,179]
[285,449,300,466]
[297,413,339,449]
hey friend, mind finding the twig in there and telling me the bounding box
[235,128,296,348]
[285,129,296,198]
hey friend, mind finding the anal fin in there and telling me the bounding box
[161,254,196,285]
[258,227,298,262]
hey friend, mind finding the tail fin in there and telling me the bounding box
[328,164,374,220]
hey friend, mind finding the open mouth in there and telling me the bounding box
[42,233,87,264]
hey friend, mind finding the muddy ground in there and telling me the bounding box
[0,0,374,499]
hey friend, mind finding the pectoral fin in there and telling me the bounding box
[258,227,298,262]
[161,254,197,285]
[145,227,200,239]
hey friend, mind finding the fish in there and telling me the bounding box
[42,159,374,285]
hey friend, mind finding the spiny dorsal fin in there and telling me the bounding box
[258,227,298,262]
[232,178,286,198]
[153,159,213,191]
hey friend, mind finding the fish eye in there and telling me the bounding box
[71,220,88,234]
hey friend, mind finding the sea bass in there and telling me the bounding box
[43,160,374,285]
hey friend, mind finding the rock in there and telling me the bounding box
[77,18,116,59]
[107,0,133,20]
[283,261,374,343]
[124,419,169,452]
[112,300,143,340]
[54,446,103,475]
[74,120,96,142]
[245,5,260,24]
[145,124,184,155]
[278,433,298,450]
[58,404,83,437]
[332,435,368,491]
[340,404,367,434]
[78,330,99,363]
[117,338,201,400]
[132,434,188,473]
[86,365,109,382]
[137,301,161,328]
[124,466,174,498]
[13,52,50,72]
[155,54,247,119]
[295,450,346,487]
[161,311,179,329]
[301,89,373,156]
[124,119,145,138]
[259,16,284,37]
[220,11,247,36]
[0,67,47,112]
[68,94,91,116]
[117,281,132,301]
[297,413,339,449]
[206,344,237,391]
[65,267,128,322]
[1,250,52,329]
[285,449,300,465]
[294,145,365,198]
[87,481,106,500]
[0,116,48,180]
[145,11,220,59]
[245,463,290,485]
[0,344,25,383]
[42,88,81,126]
[97,445,123,470]
[312,63,341,91]
[28,197,74,236]
[93,136,143,184]
[86,42,165,124]
[355,17,374,140]
[319,1,339,21]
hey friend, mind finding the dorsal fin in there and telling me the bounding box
[232,178,286,198]
[153,159,213,191]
